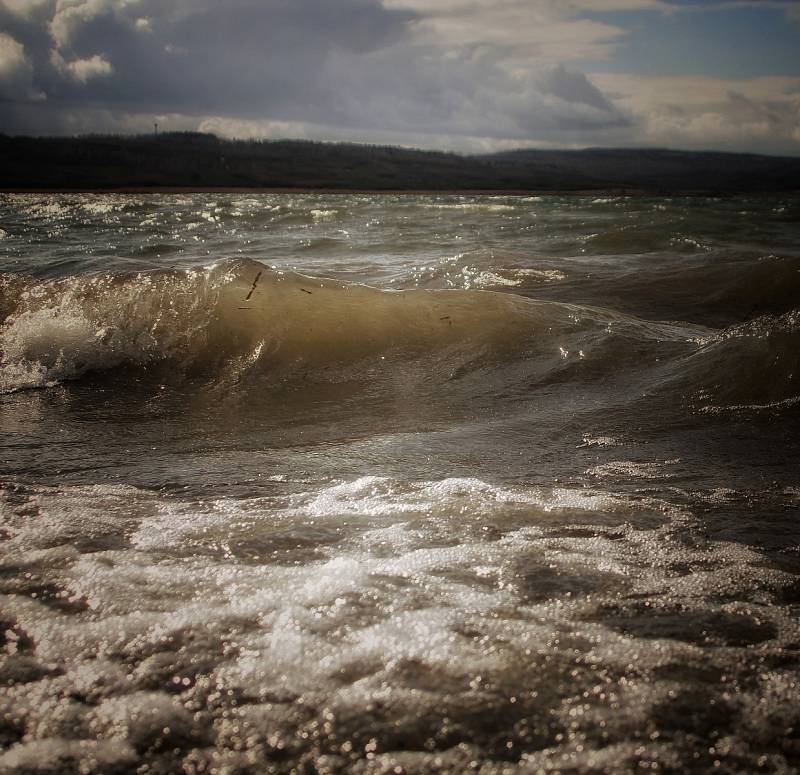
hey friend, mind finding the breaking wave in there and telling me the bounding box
[1,259,798,415]
[0,258,679,393]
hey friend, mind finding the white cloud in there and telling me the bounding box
[1,0,52,18]
[592,73,800,154]
[0,30,41,99]
[60,52,112,82]
[49,0,129,48]
[385,0,631,65]
[50,0,101,48]
[198,117,311,141]
[196,114,583,153]
[0,30,26,74]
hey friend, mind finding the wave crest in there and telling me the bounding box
[681,311,800,412]
[1,259,618,392]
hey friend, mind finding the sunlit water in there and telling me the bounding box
[1,192,799,774]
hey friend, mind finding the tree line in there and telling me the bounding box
[1,132,798,194]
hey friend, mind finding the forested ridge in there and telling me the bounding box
[2,132,798,193]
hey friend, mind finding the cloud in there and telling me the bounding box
[537,64,617,112]
[196,114,593,153]
[592,73,800,154]
[0,102,199,134]
[53,50,112,82]
[1,0,52,19]
[41,0,417,110]
[311,45,628,142]
[0,0,627,140]
[0,29,40,99]
[0,0,797,155]
[384,0,632,64]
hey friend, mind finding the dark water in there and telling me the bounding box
[1,192,799,774]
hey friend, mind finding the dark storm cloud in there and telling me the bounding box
[311,45,629,141]
[0,0,629,140]
[1,0,416,111]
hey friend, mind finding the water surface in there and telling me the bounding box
[1,192,799,774]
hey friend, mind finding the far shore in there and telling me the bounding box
[5,137,798,196]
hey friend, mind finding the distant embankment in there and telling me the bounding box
[1,133,799,194]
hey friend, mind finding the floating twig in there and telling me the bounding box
[244,271,262,301]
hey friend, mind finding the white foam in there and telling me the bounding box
[2,473,792,771]
[512,268,566,282]
[470,271,522,288]
[579,435,620,448]
[81,201,120,216]
[0,267,219,391]
[88,691,196,748]
[0,740,137,773]
[430,203,515,212]
[700,396,800,414]
[284,475,629,521]
[19,198,74,220]
[131,500,244,551]
[0,306,108,391]
[310,209,338,220]
[589,459,680,480]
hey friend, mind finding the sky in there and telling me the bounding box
[0,0,799,155]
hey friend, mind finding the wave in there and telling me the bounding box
[526,253,800,327]
[3,259,797,416]
[674,310,800,413]
[681,255,800,326]
[0,273,34,324]
[2,258,659,392]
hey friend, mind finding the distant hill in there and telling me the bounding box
[1,133,798,194]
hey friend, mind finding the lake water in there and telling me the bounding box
[1,192,799,774]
